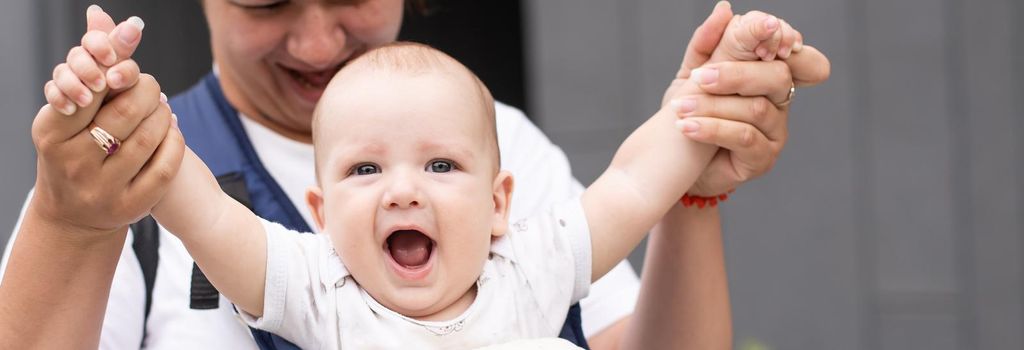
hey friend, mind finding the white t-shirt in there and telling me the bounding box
[243,199,591,349]
[0,102,640,349]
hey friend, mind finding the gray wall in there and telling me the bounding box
[524,0,1022,349]
[0,1,41,242]
[1,1,1021,349]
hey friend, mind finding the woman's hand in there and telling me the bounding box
[666,2,831,196]
[30,6,184,237]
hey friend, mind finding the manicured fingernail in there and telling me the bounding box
[692,67,719,85]
[119,17,144,45]
[765,15,779,31]
[160,92,168,103]
[793,39,804,52]
[670,98,697,115]
[88,4,102,13]
[127,16,145,31]
[108,71,123,88]
[675,119,701,133]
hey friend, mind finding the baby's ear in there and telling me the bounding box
[305,186,327,232]
[490,171,515,237]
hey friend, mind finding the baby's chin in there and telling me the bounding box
[375,284,477,322]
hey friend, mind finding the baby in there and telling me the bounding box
[45,7,801,349]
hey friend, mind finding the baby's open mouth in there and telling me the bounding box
[386,230,435,269]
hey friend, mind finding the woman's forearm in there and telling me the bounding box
[0,204,127,349]
[621,203,732,350]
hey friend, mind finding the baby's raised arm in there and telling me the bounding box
[151,150,270,317]
[583,9,798,280]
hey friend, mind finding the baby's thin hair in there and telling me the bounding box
[312,42,500,181]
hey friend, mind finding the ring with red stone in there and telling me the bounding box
[89,125,121,156]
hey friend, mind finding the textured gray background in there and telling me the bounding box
[2,1,1021,349]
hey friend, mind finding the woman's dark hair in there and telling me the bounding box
[408,0,435,16]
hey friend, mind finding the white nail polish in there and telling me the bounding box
[88,4,102,13]
[674,119,687,130]
[127,16,145,31]
[160,92,168,103]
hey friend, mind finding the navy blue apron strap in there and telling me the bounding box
[129,216,160,347]
[559,303,591,349]
[200,75,311,233]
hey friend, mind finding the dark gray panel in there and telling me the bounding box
[0,0,43,248]
[522,0,633,135]
[864,0,957,291]
[879,313,958,350]
[707,0,865,348]
[963,0,1024,349]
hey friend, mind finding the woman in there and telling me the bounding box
[0,1,828,349]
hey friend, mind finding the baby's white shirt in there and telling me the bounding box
[239,200,592,349]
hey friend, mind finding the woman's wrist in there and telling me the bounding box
[23,199,129,249]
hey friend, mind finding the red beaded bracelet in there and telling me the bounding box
[680,189,735,208]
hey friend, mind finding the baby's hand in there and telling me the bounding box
[44,5,146,115]
[709,11,803,63]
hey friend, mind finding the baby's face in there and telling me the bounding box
[309,69,509,320]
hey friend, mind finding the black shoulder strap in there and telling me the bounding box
[129,215,160,346]
[129,172,253,344]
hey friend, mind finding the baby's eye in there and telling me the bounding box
[427,160,454,173]
[350,163,380,176]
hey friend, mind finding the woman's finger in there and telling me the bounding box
[690,60,793,103]
[126,120,186,208]
[67,46,107,92]
[103,104,173,196]
[670,94,786,142]
[677,116,779,183]
[86,4,116,33]
[677,116,774,154]
[785,45,831,87]
[53,63,94,107]
[91,74,162,142]
[107,18,145,65]
[677,1,733,79]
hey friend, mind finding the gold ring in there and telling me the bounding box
[776,84,796,107]
[89,125,121,156]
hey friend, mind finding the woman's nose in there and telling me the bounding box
[287,6,346,70]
